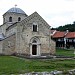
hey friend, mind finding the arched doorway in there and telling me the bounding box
[30,37,40,56]
[32,45,37,55]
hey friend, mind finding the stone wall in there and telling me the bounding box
[51,40,56,54]
[16,12,56,56]
[3,12,27,24]
[0,40,3,54]
[0,24,6,36]
[6,25,17,37]
[2,34,16,55]
[0,10,56,56]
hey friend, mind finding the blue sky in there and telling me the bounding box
[0,0,75,27]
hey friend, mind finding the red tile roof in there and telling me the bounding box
[52,31,65,38]
[65,32,75,38]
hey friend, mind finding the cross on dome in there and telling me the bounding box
[15,4,17,8]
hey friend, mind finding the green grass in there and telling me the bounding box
[0,48,75,74]
[56,48,74,57]
[0,56,75,74]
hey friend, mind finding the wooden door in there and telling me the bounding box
[32,45,37,55]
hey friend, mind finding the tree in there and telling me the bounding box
[54,21,75,32]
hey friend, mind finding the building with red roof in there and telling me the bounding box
[52,30,75,49]
[52,31,66,48]
[65,32,75,48]
[52,31,65,38]
[65,32,75,38]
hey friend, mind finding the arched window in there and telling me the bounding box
[32,22,38,32]
[9,16,12,22]
[18,17,21,21]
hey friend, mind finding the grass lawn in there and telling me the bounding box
[56,48,74,57]
[0,56,75,74]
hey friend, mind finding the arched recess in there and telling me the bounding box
[29,37,41,56]
[18,17,21,21]
[9,16,12,22]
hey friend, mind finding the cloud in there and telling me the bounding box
[0,0,75,27]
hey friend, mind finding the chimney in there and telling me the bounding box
[65,29,69,35]
[66,30,69,33]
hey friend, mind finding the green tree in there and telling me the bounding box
[53,21,75,32]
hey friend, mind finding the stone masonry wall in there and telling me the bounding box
[50,40,56,55]
[2,34,16,55]
[16,12,56,56]
[0,40,3,54]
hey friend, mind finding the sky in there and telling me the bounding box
[0,0,75,28]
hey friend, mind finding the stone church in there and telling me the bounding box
[0,7,55,57]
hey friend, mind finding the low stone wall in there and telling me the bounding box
[11,69,75,75]
[11,71,62,75]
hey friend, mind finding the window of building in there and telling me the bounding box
[9,16,12,22]
[32,22,38,32]
[33,25,37,32]
[18,17,21,21]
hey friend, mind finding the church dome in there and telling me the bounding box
[6,7,26,14]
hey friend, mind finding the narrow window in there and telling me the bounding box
[9,17,12,22]
[33,25,37,32]
[18,17,21,21]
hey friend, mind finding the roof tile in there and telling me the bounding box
[52,31,65,38]
[65,32,75,38]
